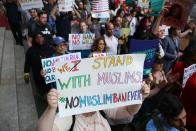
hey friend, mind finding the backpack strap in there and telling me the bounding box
[151,113,164,131]
[69,115,76,131]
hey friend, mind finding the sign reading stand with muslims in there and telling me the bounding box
[55,54,146,117]
[92,0,110,18]
[20,0,43,10]
[69,34,95,50]
[41,53,81,84]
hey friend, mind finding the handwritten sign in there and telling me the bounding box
[58,0,74,12]
[150,0,165,16]
[182,64,196,88]
[93,53,107,58]
[69,34,95,50]
[20,0,43,10]
[41,53,81,84]
[128,39,159,77]
[92,0,110,18]
[138,0,150,8]
[120,28,131,37]
[55,54,146,117]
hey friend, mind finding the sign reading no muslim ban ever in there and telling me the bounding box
[69,34,95,50]
[55,54,146,117]
[20,0,43,10]
[182,64,196,88]
[41,52,81,84]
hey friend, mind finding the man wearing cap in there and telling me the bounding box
[53,36,69,56]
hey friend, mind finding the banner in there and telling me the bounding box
[55,54,146,117]
[161,0,193,29]
[128,39,159,77]
[182,64,196,88]
[41,53,81,84]
[69,34,95,50]
[58,0,74,12]
[138,0,150,8]
[92,0,110,18]
[150,0,165,16]
[20,0,43,10]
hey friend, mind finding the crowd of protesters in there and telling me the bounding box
[1,0,196,131]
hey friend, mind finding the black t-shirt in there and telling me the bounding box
[55,13,72,41]
[28,22,53,45]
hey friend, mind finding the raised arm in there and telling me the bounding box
[37,89,59,131]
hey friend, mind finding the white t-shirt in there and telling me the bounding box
[129,17,138,36]
[104,35,118,55]
[54,112,111,131]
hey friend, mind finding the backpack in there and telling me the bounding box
[133,110,164,131]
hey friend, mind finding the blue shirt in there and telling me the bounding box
[146,114,179,131]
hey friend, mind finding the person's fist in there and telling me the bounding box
[141,81,151,100]
[24,73,30,84]
[47,89,59,109]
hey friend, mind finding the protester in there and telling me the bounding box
[89,37,107,57]
[162,27,180,74]
[11,0,195,130]
[104,22,119,55]
[2,0,23,46]
[24,31,54,117]
[146,93,187,131]
[28,10,54,47]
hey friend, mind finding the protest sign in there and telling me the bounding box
[55,54,146,117]
[182,64,196,88]
[58,0,74,12]
[138,0,150,8]
[161,0,193,29]
[41,53,81,84]
[93,53,107,58]
[92,0,110,18]
[128,39,159,77]
[126,0,132,4]
[120,28,131,37]
[20,0,43,10]
[150,0,165,16]
[69,34,95,50]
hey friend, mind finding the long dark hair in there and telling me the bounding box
[91,37,107,52]
[167,4,183,19]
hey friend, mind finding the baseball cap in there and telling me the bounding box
[53,36,65,46]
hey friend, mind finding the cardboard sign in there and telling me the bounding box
[69,34,95,50]
[92,0,110,18]
[138,0,150,8]
[182,64,196,88]
[20,0,43,10]
[41,53,81,84]
[55,54,146,117]
[128,39,159,77]
[58,0,74,12]
[150,0,165,16]
[120,28,131,37]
